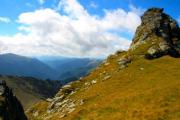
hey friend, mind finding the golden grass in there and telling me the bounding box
[27,55,180,120]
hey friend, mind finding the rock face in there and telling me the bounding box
[0,80,27,120]
[130,8,180,59]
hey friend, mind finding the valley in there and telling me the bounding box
[0,53,101,82]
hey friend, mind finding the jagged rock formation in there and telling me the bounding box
[0,80,27,120]
[130,8,180,59]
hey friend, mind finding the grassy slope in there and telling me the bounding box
[28,53,180,120]
[0,76,61,109]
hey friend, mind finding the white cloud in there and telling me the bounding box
[58,0,89,18]
[0,0,142,57]
[0,17,11,23]
[38,0,45,5]
[102,8,141,33]
[129,4,145,16]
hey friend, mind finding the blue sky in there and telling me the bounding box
[0,0,179,35]
[0,0,179,57]
[80,0,180,17]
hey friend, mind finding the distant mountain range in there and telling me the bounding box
[0,53,102,83]
[0,53,57,80]
[41,57,102,84]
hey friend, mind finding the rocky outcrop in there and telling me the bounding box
[0,80,27,120]
[130,8,180,59]
[117,56,132,69]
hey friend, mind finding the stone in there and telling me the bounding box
[60,114,66,118]
[146,47,162,59]
[62,99,70,104]
[46,109,52,114]
[67,108,75,113]
[55,102,64,107]
[0,86,5,96]
[60,86,74,95]
[46,98,53,102]
[117,57,131,69]
[79,99,84,105]
[103,75,111,81]
[85,82,90,86]
[140,68,144,71]
[48,102,55,110]
[69,91,76,95]
[0,80,6,96]
[118,57,131,65]
[91,80,97,84]
[68,102,76,108]
[53,95,65,102]
[33,111,39,117]
[147,47,158,55]
[104,62,110,66]
[62,84,71,89]
[159,42,170,51]
[119,64,127,69]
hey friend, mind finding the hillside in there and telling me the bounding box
[26,8,180,120]
[0,53,57,80]
[0,75,62,109]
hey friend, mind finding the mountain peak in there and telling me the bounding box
[130,8,180,59]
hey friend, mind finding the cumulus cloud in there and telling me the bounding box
[0,16,11,23]
[0,0,142,57]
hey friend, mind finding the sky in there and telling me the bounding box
[0,0,179,57]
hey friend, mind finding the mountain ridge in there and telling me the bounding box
[39,57,102,84]
[26,8,180,120]
[0,53,101,83]
[0,53,57,80]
